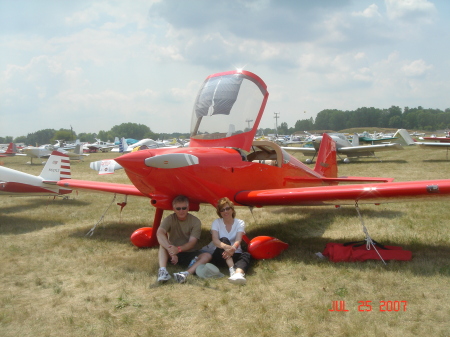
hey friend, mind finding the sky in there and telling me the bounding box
[1,0,449,138]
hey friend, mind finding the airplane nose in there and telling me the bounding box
[115,151,154,177]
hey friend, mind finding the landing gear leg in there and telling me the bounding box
[148,208,164,247]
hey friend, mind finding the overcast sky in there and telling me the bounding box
[1,0,449,138]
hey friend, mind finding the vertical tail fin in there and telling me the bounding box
[393,129,415,146]
[40,151,71,182]
[351,134,359,146]
[119,137,128,153]
[313,133,338,178]
[5,143,18,154]
[74,143,83,155]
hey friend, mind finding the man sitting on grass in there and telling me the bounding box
[156,195,211,283]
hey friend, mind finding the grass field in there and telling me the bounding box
[1,146,449,337]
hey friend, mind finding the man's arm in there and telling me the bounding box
[157,227,179,256]
[177,236,198,253]
[156,227,171,249]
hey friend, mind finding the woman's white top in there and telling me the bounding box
[211,218,245,253]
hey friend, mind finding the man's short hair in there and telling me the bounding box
[172,195,189,207]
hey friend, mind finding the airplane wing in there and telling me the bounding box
[281,146,316,156]
[415,142,450,149]
[338,143,403,154]
[235,179,450,207]
[56,179,146,197]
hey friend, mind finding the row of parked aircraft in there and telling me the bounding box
[2,70,450,249]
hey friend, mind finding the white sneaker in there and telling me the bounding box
[157,269,171,282]
[229,267,236,277]
[173,272,188,284]
[228,272,246,285]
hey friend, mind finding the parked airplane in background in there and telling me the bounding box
[395,130,450,159]
[23,143,87,164]
[114,137,140,146]
[282,133,403,163]
[22,145,53,163]
[421,133,450,143]
[357,131,397,144]
[0,143,26,157]
[0,151,72,196]
[57,70,450,248]
[83,139,115,153]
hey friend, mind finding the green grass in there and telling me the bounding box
[0,147,450,337]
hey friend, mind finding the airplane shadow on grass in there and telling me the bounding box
[422,159,450,163]
[0,198,90,235]
[245,207,450,277]
[69,223,214,248]
[67,206,450,277]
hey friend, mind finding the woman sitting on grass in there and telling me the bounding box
[208,197,251,285]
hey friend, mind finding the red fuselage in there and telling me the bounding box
[114,146,323,210]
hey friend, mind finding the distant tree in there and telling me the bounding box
[97,130,114,142]
[51,129,76,143]
[294,118,314,132]
[329,110,347,131]
[315,109,341,130]
[13,136,27,144]
[388,116,402,129]
[78,133,97,143]
[278,122,288,135]
[110,123,152,140]
[26,129,56,146]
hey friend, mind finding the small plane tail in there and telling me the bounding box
[119,137,128,153]
[5,142,18,154]
[393,129,415,146]
[74,143,83,155]
[351,134,359,146]
[313,133,338,178]
[40,151,71,182]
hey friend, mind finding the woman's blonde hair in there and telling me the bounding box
[216,197,236,218]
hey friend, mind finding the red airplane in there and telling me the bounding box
[422,132,450,143]
[57,70,450,249]
[0,143,26,157]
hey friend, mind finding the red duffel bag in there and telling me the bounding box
[322,241,412,262]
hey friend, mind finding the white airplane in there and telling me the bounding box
[83,139,115,153]
[111,137,181,153]
[395,129,450,160]
[22,144,53,163]
[282,132,403,163]
[22,142,87,164]
[0,151,72,196]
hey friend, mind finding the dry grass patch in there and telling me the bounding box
[1,148,450,336]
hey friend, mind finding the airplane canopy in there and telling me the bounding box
[189,70,268,151]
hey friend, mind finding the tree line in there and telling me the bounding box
[267,106,450,136]
[0,123,189,146]
[2,106,449,145]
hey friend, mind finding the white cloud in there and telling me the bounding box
[385,0,437,23]
[352,4,382,18]
[1,0,450,138]
[401,59,433,77]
